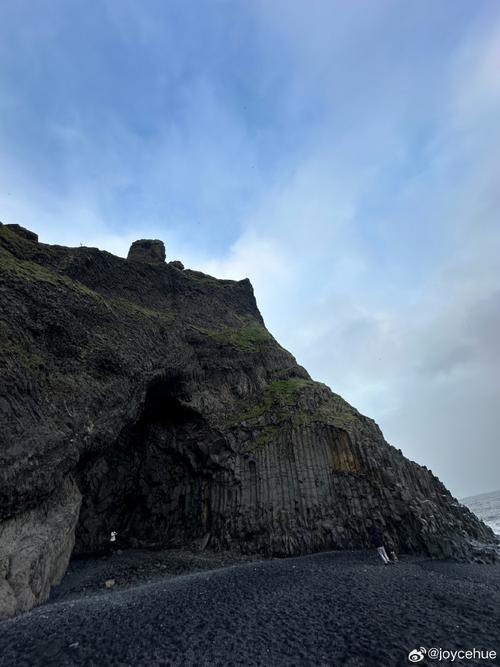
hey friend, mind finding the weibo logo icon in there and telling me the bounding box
[408,647,426,662]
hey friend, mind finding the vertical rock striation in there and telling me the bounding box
[0,478,81,619]
[0,223,497,618]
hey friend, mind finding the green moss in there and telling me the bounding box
[3,345,45,370]
[231,379,359,439]
[225,376,359,451]
[266,378,314,402]
[194,321,272,351]
[240,387,359,451]
[0,245,174,324]
[0,246,103,300]
[238,396,273,422]
[291,398,358,432]
[0,225,37,256]
[252,425,280,450]
[108,297,174,323]
[234,378,316,423]
[0,327,45,370]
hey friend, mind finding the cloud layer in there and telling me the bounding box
[1,1,499,496]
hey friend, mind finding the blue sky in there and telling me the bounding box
[1,1,499,497]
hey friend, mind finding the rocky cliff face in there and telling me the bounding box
[0,223,497,618]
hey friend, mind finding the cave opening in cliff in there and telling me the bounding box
[73,377,214,556]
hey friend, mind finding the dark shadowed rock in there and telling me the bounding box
[0,224,497,618]
[127,239,166,264]
[169,260,184,270]
[1,222,38,243]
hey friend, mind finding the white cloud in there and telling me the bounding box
[451,19,500,128]
[1,1,499,498]
[185,230,295,319]
[180,7,500,497]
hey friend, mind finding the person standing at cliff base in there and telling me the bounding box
[367,521,393,565]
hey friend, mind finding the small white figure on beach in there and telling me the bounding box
[366,520,397,564]
[110,530,117,543]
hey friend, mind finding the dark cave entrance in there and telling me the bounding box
[74,378,220,555]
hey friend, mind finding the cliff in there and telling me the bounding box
[0,222,497,619]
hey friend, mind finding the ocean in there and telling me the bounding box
[461,488,500,536]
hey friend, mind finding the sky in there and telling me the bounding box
[1,1,499,498]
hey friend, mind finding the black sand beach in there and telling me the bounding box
[1,550,499,667]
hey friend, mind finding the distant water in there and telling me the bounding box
[461,489,500,536]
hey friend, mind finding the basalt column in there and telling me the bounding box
[74,378,234,554]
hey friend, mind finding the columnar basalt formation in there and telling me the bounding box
[0,222,497,618]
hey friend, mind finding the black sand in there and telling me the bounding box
[1,550,499,667]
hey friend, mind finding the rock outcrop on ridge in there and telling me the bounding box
[0,222,497,619]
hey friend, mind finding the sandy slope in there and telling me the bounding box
[1,550,499,667]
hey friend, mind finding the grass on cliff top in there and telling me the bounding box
[0,241,103,298]
[0,225,39,255]
[0,240,174,325]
